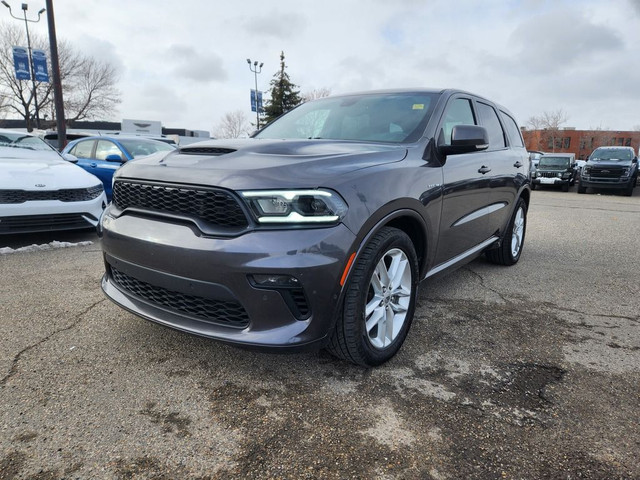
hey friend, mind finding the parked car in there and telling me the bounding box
[0,129,106,234]
[99,89,530,366]
[531,153,577,191]
[528,150,544,176]
[62,136,175,200]
[578,146,638,196]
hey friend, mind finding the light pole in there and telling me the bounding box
[247,58,263,129]
[2,1,46,130]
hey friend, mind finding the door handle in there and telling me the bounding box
[514,161,523,168]
[478,166,491,174]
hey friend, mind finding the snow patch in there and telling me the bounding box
[0,240,93,255]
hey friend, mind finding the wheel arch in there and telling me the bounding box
[345,208,430,286]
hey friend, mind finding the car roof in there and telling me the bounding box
[593,146,633,150]
[0,128,35,136]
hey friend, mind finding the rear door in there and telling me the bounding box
[473,100,520,233]
[69,139,97,177]
[94,140,127,199]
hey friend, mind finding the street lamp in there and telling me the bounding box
[247,58,263,129]
[2,1,46,130]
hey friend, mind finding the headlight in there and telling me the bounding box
[556,172,562,177]
[561,172,571,179]
[240,189,348,224]
[582,167,591,176]
[621,168,630,177]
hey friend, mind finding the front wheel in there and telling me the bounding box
[577,182,586,194]
[486,198,527,266]
[327,227,418,367]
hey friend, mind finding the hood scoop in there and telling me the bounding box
[179,146,236,156]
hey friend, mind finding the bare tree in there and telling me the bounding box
[0,22,121,130]
[214,110,251,139]
[527,109,570,152]
[64,56,120,122]
[302,87,332,102]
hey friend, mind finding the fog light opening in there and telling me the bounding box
[251,274,300,288]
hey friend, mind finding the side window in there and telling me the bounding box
[500,111,524,147]
[476,102,505,150]
[70,140,95,159]
[95,141,123,161]
[441,98,476,145]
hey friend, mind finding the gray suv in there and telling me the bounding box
[99,89,530,366]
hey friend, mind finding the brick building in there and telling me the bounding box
[522,129,640,160]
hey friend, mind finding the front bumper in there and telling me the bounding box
[100,212,357,350]
[532,177,570,186]
[0,194,107,234]
[579,177,632,190]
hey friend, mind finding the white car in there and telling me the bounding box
[0,129,107,234]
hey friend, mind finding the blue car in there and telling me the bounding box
[63,136,175,200]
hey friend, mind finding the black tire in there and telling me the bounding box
[561,183,569,192]
[327,227,418,367]
[577,182,586,194]
[623,182,634,196]
[486,198,527,266]
[531,183,536,191]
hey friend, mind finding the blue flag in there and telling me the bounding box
[12,46,30,81]
[32,49,49,82]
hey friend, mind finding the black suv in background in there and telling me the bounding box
[578,146,638,196]
[99,89,530,366]
[531,153,577,192]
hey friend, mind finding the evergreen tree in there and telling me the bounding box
[262,51,302,125]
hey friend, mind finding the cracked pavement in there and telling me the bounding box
[1,189,639,479]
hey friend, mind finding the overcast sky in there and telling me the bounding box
[13,0,640,133]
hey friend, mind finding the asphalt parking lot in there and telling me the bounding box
[1,188,639,479]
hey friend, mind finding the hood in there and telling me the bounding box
[0,147,102,190]
[115,138,408,190]
[587,158,633,167]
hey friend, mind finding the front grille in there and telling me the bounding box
[110,267,250,328]
[0,213,95,234]
[590,167,624,179]
[0,185,103,204]
[538,171,561,178]
[179,147,236,156]
[112,181,248,228]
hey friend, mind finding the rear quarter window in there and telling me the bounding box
[500,111,525,148]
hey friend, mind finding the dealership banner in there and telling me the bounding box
[32,49,49,82]
[12,46,30,81]
[250,89,263,113]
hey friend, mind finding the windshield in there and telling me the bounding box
[0,132,56,152]
[255,92,437,144]
[590,148,633,162]
[118,139,175,158]
[539,156,570,168]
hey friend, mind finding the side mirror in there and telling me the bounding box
[632,157,638,163]
[106,154,125,163]
[439,125,489,156]
[61,153,78,163]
